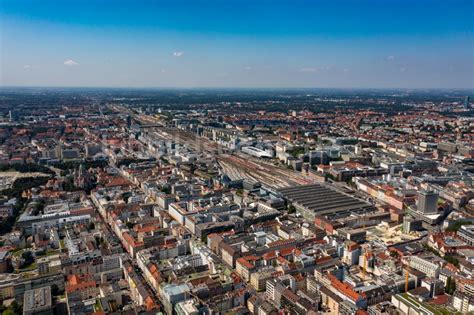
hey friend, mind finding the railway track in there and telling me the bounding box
[122,110,315,189]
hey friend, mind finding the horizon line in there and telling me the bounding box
[1,85,473,92]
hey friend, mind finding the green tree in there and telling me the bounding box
[2,301,21,315]
[51,284,59,296]
[160,185,171,194]
[445,276,457,295]
[446,220,471,232]
[444,255,460,268]
[88,222,95,231]
[288,205,296,214]
[20,251,34,268]
[324,173,335,181]
[450,278,456,294]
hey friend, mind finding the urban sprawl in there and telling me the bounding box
[0,89,472,315]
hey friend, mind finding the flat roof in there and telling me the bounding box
[23,286,52,312]
[460,224,474,232]
[279,184,374,216]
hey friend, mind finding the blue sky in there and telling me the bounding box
[1,0,473,88]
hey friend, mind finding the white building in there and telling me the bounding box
[409,256,440,278]
[453,291,474,313]
[175,299,199,315]
[458,225,474,246]
[241,146,273,158]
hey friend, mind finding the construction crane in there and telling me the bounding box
[362,251,369,280]
[405,270,410,292]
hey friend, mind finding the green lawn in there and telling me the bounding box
[429,304,463,315]
[11,249,23,257]
[45,249,60,256]
[399,294,457,315]
[94,299,103,312]
[18,262,37,272]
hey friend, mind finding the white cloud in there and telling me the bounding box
[23,64,40,70]
[386,55,395,61]
[64,59,79,66]
[173,51,184,57]
[299,66,331,73]
[244,66,252,71]
[161,69,166,73]
[400,67,407,72]
[299,67,318,73]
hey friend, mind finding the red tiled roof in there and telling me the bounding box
[66,275,96,293]
[328,274,365,301]
[237,256,259,269]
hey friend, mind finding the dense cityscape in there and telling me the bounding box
[0,88,471,314]
[1,0,473,313]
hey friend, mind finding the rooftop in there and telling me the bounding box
[279,184,374,216]
[23,286,52,312]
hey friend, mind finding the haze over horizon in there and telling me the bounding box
[1,0,473,89]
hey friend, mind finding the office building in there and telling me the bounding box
[409,256,440,278]
[458,225,474,246]
[417,191,438,214]
[23,286,53,315]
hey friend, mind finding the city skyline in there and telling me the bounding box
[1,0,473,89]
